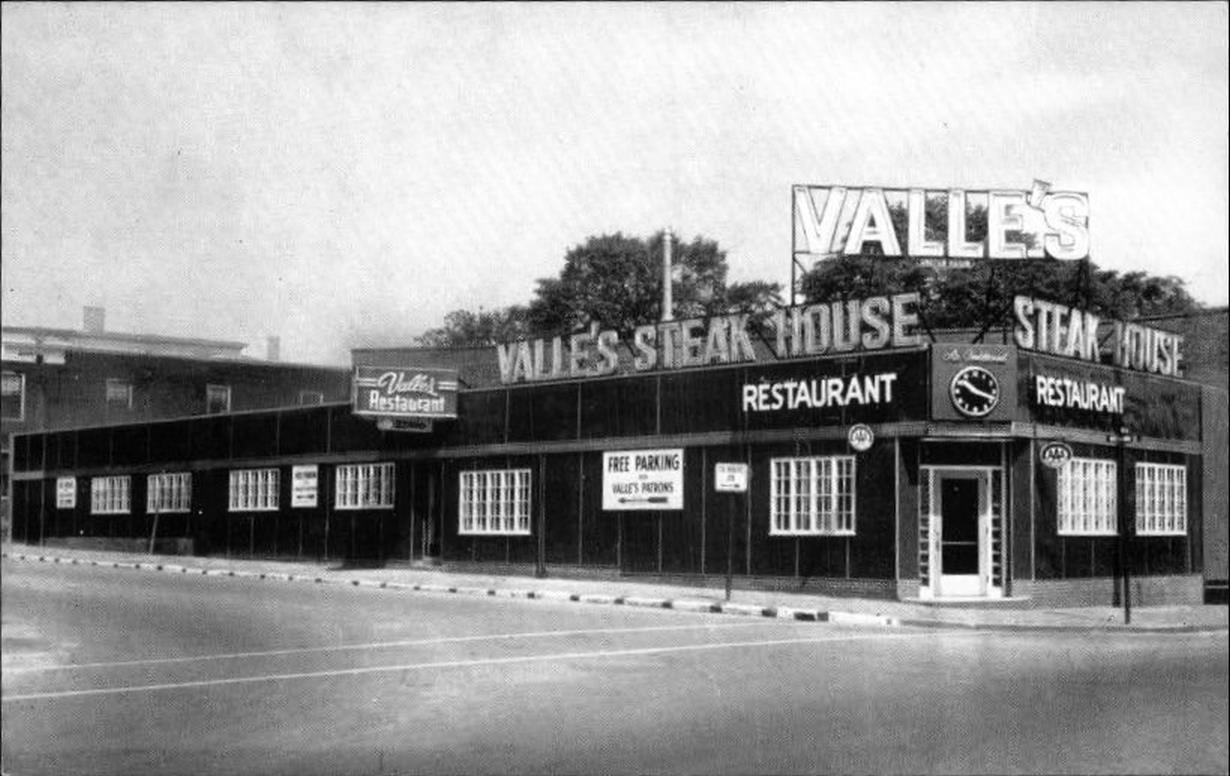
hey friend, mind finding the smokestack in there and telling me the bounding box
[661,228,673,322]
[266,336,281,362]
[83,306,105,333]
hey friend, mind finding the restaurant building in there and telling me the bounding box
[6,185,1223,605]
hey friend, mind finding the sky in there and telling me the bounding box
[2,2,1226,366]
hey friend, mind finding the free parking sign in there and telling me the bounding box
[602,449,684,510]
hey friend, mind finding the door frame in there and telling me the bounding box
[920,465,1003,599]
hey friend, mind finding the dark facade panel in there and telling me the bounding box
[444,391,506,447]
[579,377,658,439]
[660,370,744,436]
[232,413,280,461]
[508,383,578,443]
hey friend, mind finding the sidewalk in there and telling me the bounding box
[4,543,1226,633]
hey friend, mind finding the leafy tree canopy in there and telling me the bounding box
[798,256,1201,330]
[418,231,783,346]
[416,306,531,348]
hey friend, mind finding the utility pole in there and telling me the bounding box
[661,228,674,322]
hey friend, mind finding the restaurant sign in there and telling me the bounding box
[353,366,459,419]
[793,181,1089,262]
[497,291,924,384]
[1013,295,1184,378]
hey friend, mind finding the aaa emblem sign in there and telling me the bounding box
[602,449,684,511]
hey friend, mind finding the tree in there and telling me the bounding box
[418,231,784,346]
[416,306,531,348]
[797,256,1201,330]
[527,231,735,335]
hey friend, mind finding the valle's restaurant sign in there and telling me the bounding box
[353,366,459,419]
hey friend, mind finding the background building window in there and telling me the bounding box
[1,371,25,420]
[105,378,133,410]
[228,468,279,511]
[147,472,192,514]
[1057,458,1117,535]
[459,469,531,535]
[206,384,231,414]
[1135,463,1187,536]
[298,390,324,406]
[769,456,856,535]
[335,463,395,509]
[91,476,131,515]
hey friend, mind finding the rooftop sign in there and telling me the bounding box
[793,182,1089,263]
[352,366,459,419]
[496,292,923,384]
[1013,295,1183,377]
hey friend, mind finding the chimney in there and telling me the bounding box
[266,336,281,362]
[83,306,105,333]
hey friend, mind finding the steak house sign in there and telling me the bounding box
[497,292,924,384]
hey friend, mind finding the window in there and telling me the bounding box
[1135,463,1187,536]
[459,469,531,535]
[206,384,231,414]
[228,468,279,511]
[1,371,24,420]
[335,463,395,509]
[1057,458,1117,535]
[91,476,131,514]
[147,472,192,514]
[298,390,325,406]
[106,379,133,410]
[769,456,856,535]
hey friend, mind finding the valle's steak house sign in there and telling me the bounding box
[353,366,459,419]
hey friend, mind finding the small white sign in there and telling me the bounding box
[714,463,748,493]
[56,477,76,509]
[292,465,319,508]
[847,423,875,452]
[602,449,684,511]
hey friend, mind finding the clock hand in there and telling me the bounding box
[956,378,996,402]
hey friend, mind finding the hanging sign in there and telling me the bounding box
[56,477,76,509]
[1039,441,1074,469]
[602,449,684,510]
[714,463,749,493]
[291,465,318,508]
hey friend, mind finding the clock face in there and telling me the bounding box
[949,366,1000,418]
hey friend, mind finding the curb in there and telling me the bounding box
[4,550,1226,634]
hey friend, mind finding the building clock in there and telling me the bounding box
[949,365,1000,417]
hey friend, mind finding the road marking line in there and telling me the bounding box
[3,621,773,674]
[1,631,953,702]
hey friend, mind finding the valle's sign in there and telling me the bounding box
[793,182,1089,262]
[353,366,459,419]
[497,292,924,384]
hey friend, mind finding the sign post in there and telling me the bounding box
[148,472,163,556]
[715,463,749,602]
[1108,429,1135,624]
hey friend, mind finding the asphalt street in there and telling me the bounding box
[2,558,1226,776]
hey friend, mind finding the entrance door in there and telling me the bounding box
[938,473,985,597]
